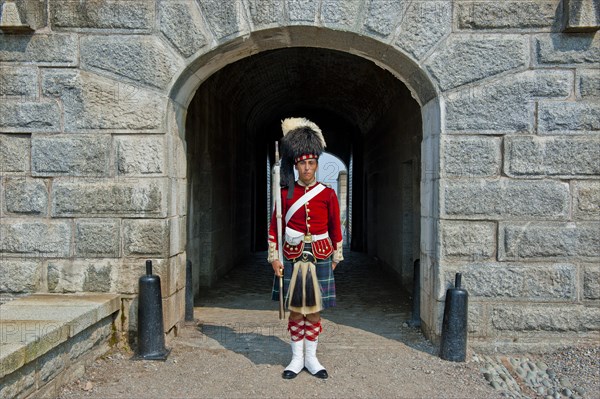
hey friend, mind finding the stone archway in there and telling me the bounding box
[166,26,442,341]
[160,0,599,351]
[3,0,595,351]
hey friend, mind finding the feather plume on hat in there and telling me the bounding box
[281,118,326,148]
[279,117,327,195]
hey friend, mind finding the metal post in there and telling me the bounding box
[137,260,170,360]
[185,259,194,322]
[408,259,421,327]
[439,273,468,362]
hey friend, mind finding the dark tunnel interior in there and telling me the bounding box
[185,47,422,297]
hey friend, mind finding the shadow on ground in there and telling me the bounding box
[192,250,436,363]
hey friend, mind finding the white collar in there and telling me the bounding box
[297,178,317,187]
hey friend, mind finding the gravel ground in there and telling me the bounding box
[57,329,599,399]
[56,252,600,399]
[57,324,499,399]
[543,345,600,394]
[474,343,600,399]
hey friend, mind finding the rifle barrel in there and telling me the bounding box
[273,141,285,320]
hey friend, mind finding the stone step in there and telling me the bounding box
[0,293,120,380]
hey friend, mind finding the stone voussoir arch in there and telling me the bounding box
[160,0,600,350]
[163,2,446,342]
[2,0,597,351]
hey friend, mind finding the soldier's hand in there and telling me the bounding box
[271,260,283,277]
[332,262,337,271]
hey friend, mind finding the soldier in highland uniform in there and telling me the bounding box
[268,118,344,379]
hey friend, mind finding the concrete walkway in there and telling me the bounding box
[58,252,502,399]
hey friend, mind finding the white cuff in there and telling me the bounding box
[267,241,278,263]
[332,241,344,263]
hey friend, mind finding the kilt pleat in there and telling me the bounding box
[271,257,336,310]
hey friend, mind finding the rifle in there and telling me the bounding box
[272,141,285,320]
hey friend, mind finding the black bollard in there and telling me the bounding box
[408,259,421,327]
[137,260,170,360]
[185,259,194,322]
[439,273,468,362]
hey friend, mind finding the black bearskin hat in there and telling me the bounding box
[280,117,327,191]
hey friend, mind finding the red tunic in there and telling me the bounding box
[269,181,342,260]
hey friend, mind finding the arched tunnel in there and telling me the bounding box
[185,47,422,301]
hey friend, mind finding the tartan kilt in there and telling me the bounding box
[271,256,336,310]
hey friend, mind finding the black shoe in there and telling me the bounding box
[282,370,299,379]
[312,369,328,379]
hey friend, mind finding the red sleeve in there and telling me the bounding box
[268,207,277,245]
[328,189,343,247]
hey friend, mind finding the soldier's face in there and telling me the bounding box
[296,159,318,184]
